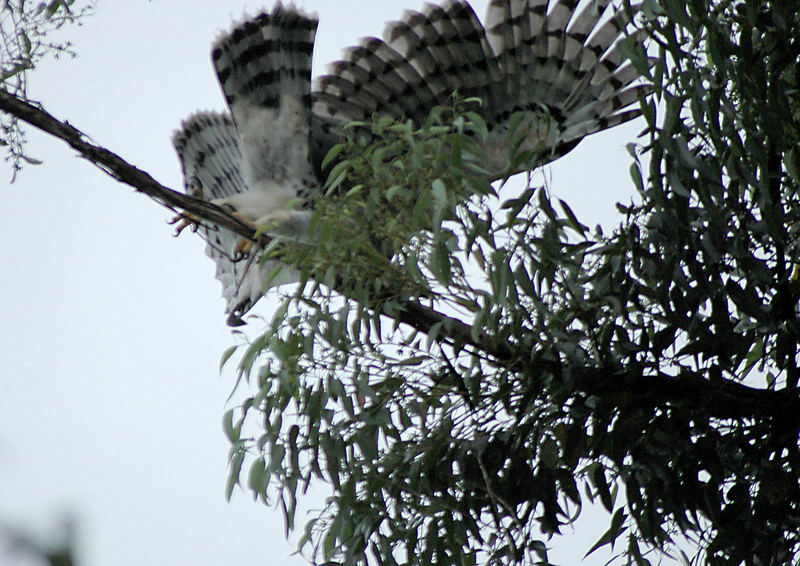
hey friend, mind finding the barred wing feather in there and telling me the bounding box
[173,0,646,325]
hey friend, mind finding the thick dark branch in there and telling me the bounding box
[0,88,255,238]
[395,302,800,422]
[578,368,800,422]
[392,301,513,361]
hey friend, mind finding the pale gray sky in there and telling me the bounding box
[0,1,650,565]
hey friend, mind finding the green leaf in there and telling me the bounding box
[247,457,270,501]
[219,345,238,372]
[585,508,627,558]
[269,444,286,473]
[321,142,347,170]
[325,160,351,194]
[431,178,448,206]
[222,409,237,443]
[431,240,452,285]
[226,447,245,501]
[558,199,588,235]
[590,463,615,512]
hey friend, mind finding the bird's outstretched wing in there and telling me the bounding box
[311,0,644,177]
[174,0,646,325]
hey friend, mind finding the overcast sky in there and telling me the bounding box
[0,1,652,565]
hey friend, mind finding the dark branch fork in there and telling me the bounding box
[2,87,798,424]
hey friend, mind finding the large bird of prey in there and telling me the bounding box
[173,0,644,326]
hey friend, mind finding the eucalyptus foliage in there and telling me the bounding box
[224,2,800,565]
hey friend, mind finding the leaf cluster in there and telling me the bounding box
[597,0,800,563]
[221,2,800,565]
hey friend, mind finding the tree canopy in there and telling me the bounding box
[221,2,800,565]
[1,1,799,566]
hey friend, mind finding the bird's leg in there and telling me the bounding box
[169,206,256,260]
[225,211,261,259]
[233,210,294,258]
[235,237,254,258]
[254,209,293,227]
[171,177,209,236]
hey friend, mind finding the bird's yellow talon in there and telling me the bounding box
[235,238,254,258]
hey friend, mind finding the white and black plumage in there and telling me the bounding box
[173,0,645,326]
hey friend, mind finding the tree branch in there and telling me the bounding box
[0,88,255,238]
[0,88,498,359]
[394,301,800,423]
[577,367,800,422]
[2,87,798,425]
